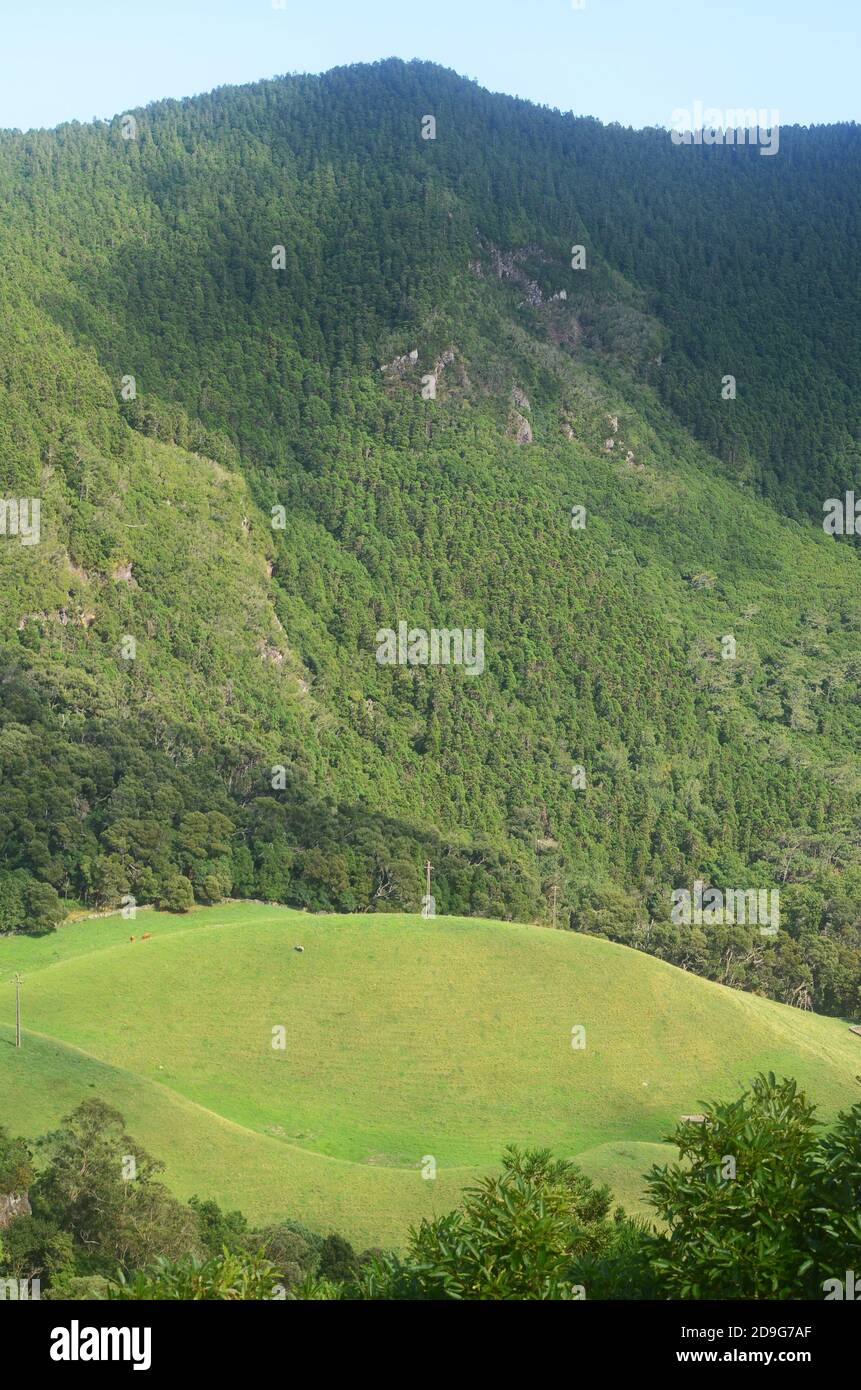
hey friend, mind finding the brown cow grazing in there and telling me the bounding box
[141,932,152,940]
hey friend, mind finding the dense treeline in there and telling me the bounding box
[0,654,536,926]
[0,60,859,1017]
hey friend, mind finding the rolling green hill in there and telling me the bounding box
[1,904,858,1246]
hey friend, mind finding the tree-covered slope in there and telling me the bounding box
[0,60,859,1015]
[3,60,856,513]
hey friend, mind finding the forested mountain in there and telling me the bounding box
[0,59,859,1016]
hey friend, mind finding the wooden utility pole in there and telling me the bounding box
[550,883,558,930]
[13,973,22,1048]
[422,860,433,918]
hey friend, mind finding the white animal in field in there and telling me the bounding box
[294,945,305,953]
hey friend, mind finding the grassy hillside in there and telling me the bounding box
[1,904,857,1245]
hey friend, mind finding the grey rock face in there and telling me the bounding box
[0,1192,32,1229]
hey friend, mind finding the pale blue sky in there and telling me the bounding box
[0,0,857,133]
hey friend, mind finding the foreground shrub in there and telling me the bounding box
[350,1147,617,1300]
[645,1073,861,1299]
[109,1249,283,1300]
